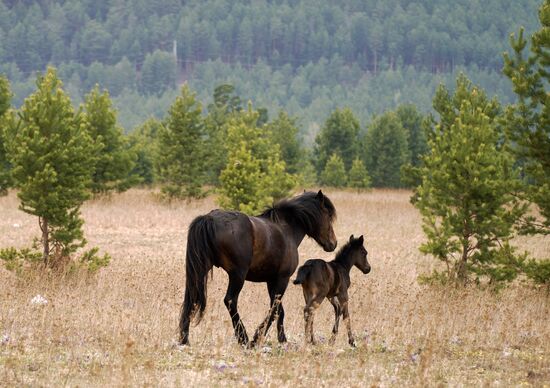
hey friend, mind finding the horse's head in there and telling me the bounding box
[350,234,370,274]
[313,190,337,252]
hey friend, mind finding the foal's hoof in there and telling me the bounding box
[349,340,356,348]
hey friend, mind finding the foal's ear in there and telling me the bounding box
[349,234,354,242]
[358,235,364,244]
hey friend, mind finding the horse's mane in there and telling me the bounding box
[259,191,336,235]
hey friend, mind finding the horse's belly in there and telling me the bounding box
[246,254,297,282]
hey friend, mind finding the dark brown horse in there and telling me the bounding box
[179,190,337,346]
[293,234,370,347]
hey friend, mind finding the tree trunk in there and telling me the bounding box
[457,241,468,284]
[40,217,49,265]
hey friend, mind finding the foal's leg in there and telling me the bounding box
[224,271,249,346]
[303,295,323,345]
[251,277,289,346]
[339,294,355,347]
[328,297,341,344]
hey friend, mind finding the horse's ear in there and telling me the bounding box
[316,190,325,203]
[358,235,364,244]
[349,234,354,242]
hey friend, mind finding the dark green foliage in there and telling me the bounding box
[364,112,410,188]
[320,154,347,188]
[204,84,243,184]
[395,104,427,167]
[413,75,527,285]
[523,259,550,286]
[503,0,550,236]
[140,50,176,96]
[0,76,9,115]
[127,118,161,186]
[314,108,360,174]
[266,111,302,174]
[83,85,136,194]
[156,84,205,199]
[0,75,12,195]
[5,68,97,267]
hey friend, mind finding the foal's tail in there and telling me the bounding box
[293,263,313,285]
[179,215,216,344]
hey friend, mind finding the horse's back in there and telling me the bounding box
[206,209,255,271]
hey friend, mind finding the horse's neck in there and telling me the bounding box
[261,210,307,247]
[282,221,307,247]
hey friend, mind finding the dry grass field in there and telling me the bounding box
[1,189,549,387]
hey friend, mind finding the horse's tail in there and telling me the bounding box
[179,215,216,344]
[293,263,313,285]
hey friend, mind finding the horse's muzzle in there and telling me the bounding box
[324,241,337,252]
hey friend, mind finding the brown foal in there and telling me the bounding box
[293,235,370,347]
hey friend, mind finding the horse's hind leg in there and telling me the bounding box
[251,277,289,346]
[329,297,341,344]
[224,271,249,346]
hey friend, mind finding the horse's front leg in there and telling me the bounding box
[251,277,289,346]
[224,271,249,346]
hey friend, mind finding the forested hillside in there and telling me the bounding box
[0,0,541,133]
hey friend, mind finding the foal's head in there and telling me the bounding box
[348,234,370,274]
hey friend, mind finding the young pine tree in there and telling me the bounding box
[320,153,347,188]
[266,110,302,174]
[156,84,206,199]
[503,0,550,285]
[83,85,136,194]
[314,108,360,174]
[503,0,550,235]
[127,118,161,186]
[5,68,97,266]
[348,158,371,191]
[218,106,295,214]
[364,112,410,188]
[204,84,243,184]
[413,75,527,285]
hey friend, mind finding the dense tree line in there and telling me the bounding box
[0,0,540,72]
[0,0,541,131]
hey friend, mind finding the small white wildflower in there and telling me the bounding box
[261,346,272,354]
[12,223,21,228]
[30,295,48,305]
[1,334,9,344]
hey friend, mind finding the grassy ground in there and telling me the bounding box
[1,189,549,387]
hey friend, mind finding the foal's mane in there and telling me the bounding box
[333,239,355,264]
[259,191,336,234]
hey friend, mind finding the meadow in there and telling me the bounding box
[1,189,549,387]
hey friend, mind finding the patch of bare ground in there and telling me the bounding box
[1,189,549,386]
